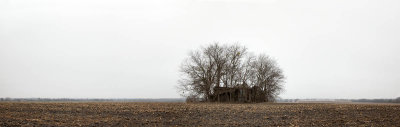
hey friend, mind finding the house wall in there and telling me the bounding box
[213,87,262,103]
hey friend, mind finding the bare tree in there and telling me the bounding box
[203,43,227,88]
[178,50,216,101]
[240,53,256,87]
[221,44,247,87]
[251,54,285,102]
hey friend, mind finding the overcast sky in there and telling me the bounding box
[1,0,399,99]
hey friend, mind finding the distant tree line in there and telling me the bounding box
[0,98,185,102]
[276,98,400,103]
[351,98,400,103]
[177,43,285,102]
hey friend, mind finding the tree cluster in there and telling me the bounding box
[178,43,285,102]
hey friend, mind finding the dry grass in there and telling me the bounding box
[1,102,399,126]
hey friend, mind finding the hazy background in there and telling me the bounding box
[1,0,399,99]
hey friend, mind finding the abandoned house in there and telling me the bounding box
[211,86,265,103]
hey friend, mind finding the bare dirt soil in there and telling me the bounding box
[1,102,399,126]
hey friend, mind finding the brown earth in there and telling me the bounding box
[0,102,399,126]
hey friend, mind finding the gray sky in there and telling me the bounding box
[1,0,399,99]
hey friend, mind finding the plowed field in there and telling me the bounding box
[1,102,399,126]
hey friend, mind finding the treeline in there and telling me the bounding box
[351,98,400,103]
[277,98,400,103]
[178,43,285,102]
[0,98,185,102]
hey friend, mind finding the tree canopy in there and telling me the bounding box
[178,43,285,102]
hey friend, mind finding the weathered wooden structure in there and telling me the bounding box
[211,86,265,103]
